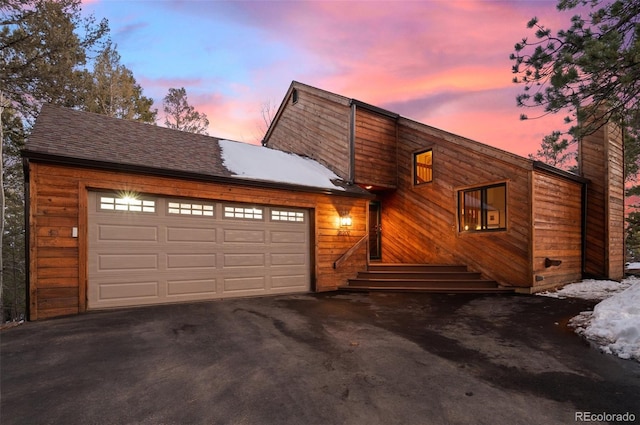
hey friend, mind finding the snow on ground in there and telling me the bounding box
[219,140,345,190]
[627,262,640,270]
[537,278,634,301]
[538,277,640,361]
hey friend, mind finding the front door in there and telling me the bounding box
[369,201,381,260]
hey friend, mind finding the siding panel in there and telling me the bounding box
[379,119,534,287]
[531,171,583,288]
[354,108,397,188]
[266,86,351,178]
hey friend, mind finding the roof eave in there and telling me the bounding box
[532,161,589,184]
[21,150,374,199]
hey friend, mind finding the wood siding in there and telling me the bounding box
[531,171,583,289]
[579,120,625,279]
[266,85,352,180]
[354,107,397,188]
[27,163,368,320]
[263,83,606,290]
[379,119,534,288]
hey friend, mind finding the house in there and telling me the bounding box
[22,81,625,320]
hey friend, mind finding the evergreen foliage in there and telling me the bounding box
[162,87,209,134]
[513,0,640,261]
[83,43,157,123]
[511,0,639,142]
[0,0,157,321]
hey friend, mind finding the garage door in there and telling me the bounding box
[87,192,310,310]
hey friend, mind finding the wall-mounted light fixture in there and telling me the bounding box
[338,212,352,235]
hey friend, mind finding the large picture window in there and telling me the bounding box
[458,183,506,232]
[414,149,433,185]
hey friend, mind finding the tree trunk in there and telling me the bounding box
[0,91,6,323]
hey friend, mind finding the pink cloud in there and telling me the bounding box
[131,1,584,157]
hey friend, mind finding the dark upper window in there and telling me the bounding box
[292,88,298,104]
[458,183,507,232]
[414,149,433,185]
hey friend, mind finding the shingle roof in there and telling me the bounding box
[25,104,231,177]
[23,104,370,196]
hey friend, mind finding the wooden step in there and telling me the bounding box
[338,285,515,294]
[341,263,516,294]
[367,264,468,273]
[347,278,499,289]
[356,271,483,280]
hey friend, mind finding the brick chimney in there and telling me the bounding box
[578,116,625,280]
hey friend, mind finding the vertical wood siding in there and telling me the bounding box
[266,87,352,179]
[379,120,534,287]
[354,108,397,188]
[28,163,367,320]
[606,123,625,278]
[531,171,583,288]
[579,120,625,279]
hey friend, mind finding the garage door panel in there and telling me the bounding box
[98,281,159,300]
[224,276,265,292]
[88,192,310,310]
[272,275,308,289]
[223,229,265,243]
[271,230,306,244]
[167,254,216,269]
[166,226,216,242]
[98,224,158,241]
[167,279,217,296]
[223,253,265,268]
[98,254,158,271]
[271,253,307,266]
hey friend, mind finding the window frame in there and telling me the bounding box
[167,200,215,217]
[98,194,157,214]
[270,209,305,223]
[413,149,433,186]
[457,182,507,233]
[223,205,264,221]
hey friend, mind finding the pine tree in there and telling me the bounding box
[84,43,157,123]
[162,88,209,134]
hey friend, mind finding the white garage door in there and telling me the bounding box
[87,191,310,310]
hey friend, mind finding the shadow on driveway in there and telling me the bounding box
[2,292,639,425]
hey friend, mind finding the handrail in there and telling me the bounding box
[333,234,368,269]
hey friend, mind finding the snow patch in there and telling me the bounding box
[571,282,640,361]
[539,277,640,361]
[537,278,633,301]
[626,262,640,270]
[219,139,345,191]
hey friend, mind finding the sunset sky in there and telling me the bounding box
[81,0,585,157]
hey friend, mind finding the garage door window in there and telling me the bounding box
[168,201,214,216]
[271,209,304,222]
[224,205,263,220]
[100,195,156,213]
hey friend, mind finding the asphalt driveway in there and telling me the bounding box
[1,292,639,425]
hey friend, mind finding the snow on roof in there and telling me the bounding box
[219,139,345,191]
[538,277,640,362]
